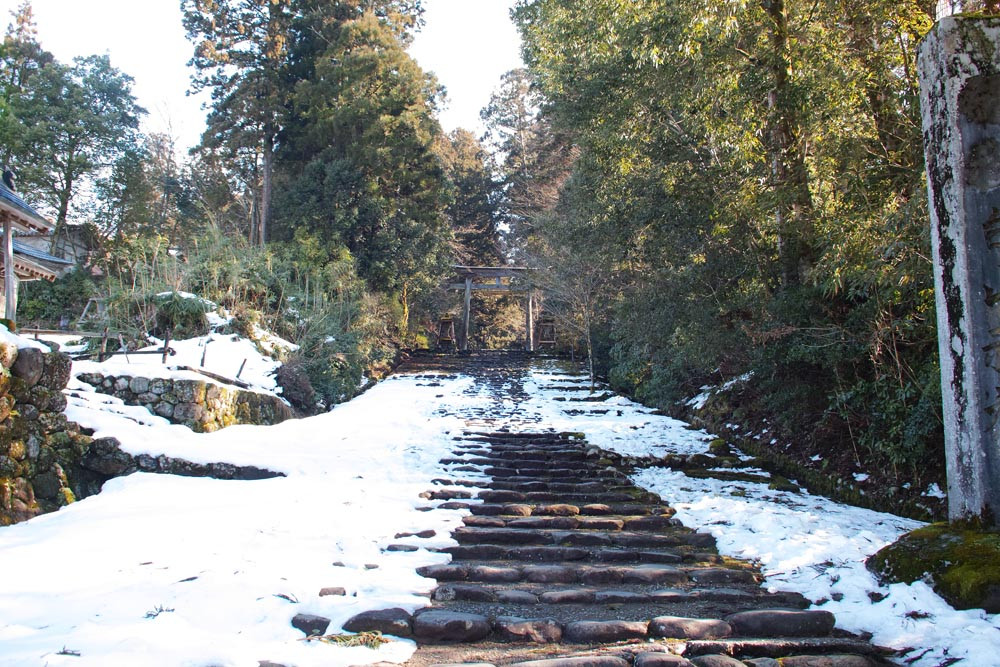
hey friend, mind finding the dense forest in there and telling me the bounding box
[0,0,969,506]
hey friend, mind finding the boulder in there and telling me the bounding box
[412,610,490,642]
[291,613,330,637]
[11,347,43,386]
[725,609,836,638]
[38,352,72,390]
[343,607,413,637]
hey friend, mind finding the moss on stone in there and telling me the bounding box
[867,522,1000,612]
[708,438,731,456]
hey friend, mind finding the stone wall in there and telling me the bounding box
[75,372,294,433]
[0,344,93,525]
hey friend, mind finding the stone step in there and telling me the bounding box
[430,583,809,609]
[469,502,670,517]
[419,562,756,587]
[462,514,680,531]
[340,608,842,647]
[451,527,717,551]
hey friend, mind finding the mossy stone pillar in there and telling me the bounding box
[920,17,1000,523]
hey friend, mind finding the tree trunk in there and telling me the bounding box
[762,0,813,288]
[261,129,274,246]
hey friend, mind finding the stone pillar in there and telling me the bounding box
[920,17,1000,523]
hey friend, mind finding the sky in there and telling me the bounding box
[0,0,524,153]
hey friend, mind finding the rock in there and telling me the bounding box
[31,471,62,500]
[342,607,413,637]
[468,565,522,582]
[496,590,539,603]
[689,657,746,667]
[743,660,780,667]
[174,380,207,403]
[11,347,43,386]
[596,590,648,603]
[494,616,563,643]
[417,564,468,581]
[318,587,346,597]
[38,352,73,391]
[580,567,624,585]
[688,567,756,584]
[412,610,490,642]
[114,376,130,392]
[624,564,688,584]
[155,402,175,419]
[173,402,205,422]
[650,616,732,640]
[563,620,649,643]
[18,404,38,421]
[534,503,580,516]
[867,522,1000,612]
[539,589,596,603]
[80,437,135,476]
[433,584,497,602]
[503,503,533,516]
[634,654,696,667]
[386,543,419,552]
[523,565,578,583]
[510,657,630,667]
[778,657,875,667]
[0,341,18,368]
[129,376,150,393]
[726,609,836,638]
[150,378,170,395]
[291,613,330,637]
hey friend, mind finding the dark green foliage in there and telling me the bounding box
[18,268,97,325]
[512,0,942,476]
[150,292,210,338]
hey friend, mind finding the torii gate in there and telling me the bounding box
[447,265,535,352]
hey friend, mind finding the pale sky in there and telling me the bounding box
[0,0,523,153]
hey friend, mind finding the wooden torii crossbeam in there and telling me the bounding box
[446,265,535,351]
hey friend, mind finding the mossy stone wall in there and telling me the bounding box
[0,344,93,525]
[75,372,293,433]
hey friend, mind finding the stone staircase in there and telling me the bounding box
[342,427,891,666]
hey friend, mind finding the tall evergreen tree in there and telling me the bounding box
[182,0,296,246]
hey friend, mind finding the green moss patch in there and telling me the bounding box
[867,523,1000,612]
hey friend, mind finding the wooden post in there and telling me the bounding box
[526,292,535,352]
[3,216,14,322]
[162,329,172,364]
[462,276,472,352]
[99,327,109,362]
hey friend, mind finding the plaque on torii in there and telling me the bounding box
[446,265,536,352]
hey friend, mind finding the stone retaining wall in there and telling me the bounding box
[0,344,93,525]
[75,372,294,433]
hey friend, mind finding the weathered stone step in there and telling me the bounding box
[451,527,717,551]
[463,513,680,530]
[340,607,840,646]
[430,583,809,609]
[451,448,594,461]
[420,562,755,587]
[469,502,670,517]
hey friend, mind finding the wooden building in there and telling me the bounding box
[0,180,57,322]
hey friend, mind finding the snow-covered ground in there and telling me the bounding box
[0,354,491,666]
[525,361,1000,667]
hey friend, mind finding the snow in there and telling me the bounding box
[73,333,284,396]
[924,482,947,499]
[0,369,485,666]
[520,363,715,458]
[0,324,49,351]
